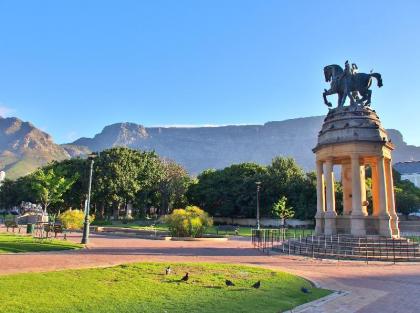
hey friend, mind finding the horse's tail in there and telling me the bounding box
[370,73,383,87]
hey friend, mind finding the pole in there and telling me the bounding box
[256,182,261,230]
[81,158,94,244]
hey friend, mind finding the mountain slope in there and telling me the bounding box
[2,115,420,179]
[68,117,420,174]
[0,116,69,179]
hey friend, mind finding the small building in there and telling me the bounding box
[394,161,420,188]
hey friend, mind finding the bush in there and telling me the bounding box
[165,205,213,237]
[59,210,95,230]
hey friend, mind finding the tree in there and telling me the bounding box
[154,160,191,215]
[392,168,420,216]
[271,196,294,226]
[93,147,164,219]
[44,158,90,211]
[31,168,77,213]
[187,163,268,218]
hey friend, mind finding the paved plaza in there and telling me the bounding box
[1,230,419,313]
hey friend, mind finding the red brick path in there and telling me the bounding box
[1,231,420,312]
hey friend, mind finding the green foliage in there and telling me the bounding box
[0,263,330,313]
[43,158,90,212]
[392,168,420,215]
[187,163,268,218]
[271,196,294,224]
[93,147,164,218]
[187,158,316,219]
[59,209,94,230]
[165,206,213,237]
[154,160,192,215]
[31,168,77,212]
[0,176,37,209]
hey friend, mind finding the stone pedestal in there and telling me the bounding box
[324,212,337,235]
[350,216,366,236]
[378,216,392,237]
[315,213,324,235]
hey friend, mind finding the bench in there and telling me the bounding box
[4,221,21,233]
[216,225,239,235]
[40,223,66,239]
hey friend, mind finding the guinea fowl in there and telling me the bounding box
[165,266,171,275]
[251,281,261,289]
[181,273,189,282]
[225,279,235,287]
[301,287,310,294]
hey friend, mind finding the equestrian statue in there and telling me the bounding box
[322,61,383,108]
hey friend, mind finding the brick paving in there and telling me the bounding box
[1,230,420,312]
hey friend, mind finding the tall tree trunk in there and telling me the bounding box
[113,202,120,220]
[98,202,105,219]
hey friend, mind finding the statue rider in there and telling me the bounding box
[340,60,359,104]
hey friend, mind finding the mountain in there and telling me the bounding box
[0,116,69,179]
[2,115,420,179]
[68,117,420,175]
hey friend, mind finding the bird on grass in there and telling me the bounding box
[181,273,189,282]
[251,281,261,289]
[165,266,171,275]
[225,279,235,287]
[301,287,311,294]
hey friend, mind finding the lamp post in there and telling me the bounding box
[81,153,97,245]
[256,181,261,230]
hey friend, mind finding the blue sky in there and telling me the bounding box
[0,0,419,144]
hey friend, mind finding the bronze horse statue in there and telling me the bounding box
[322,64,383,108]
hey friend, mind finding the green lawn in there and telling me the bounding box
[101,221,314,238]
[0,262,330,313]
[111,223,253,236]
[0,233,82,253]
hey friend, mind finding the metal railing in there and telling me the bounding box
[251,228,420,263]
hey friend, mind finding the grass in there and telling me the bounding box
[0,233,82,253]
[100,221,314,238]
[0,262,331,313]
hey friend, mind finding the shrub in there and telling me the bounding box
[165,205,213,237]
[59,210,95,230]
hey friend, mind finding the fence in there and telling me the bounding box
[251,228,420,263]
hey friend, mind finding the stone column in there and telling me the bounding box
[371,163,380,216]
[315,160,325,235]
[360,166,368,215]
[341,162,352,215]
[385,158,399,237]
[350,153,366,236]
[324,158,336,235]
[377,156,392,237]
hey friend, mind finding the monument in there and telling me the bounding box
[314,61,399,238]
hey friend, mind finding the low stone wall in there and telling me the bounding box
[213,217,313,227]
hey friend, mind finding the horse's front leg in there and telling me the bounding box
[338,92,347,107]
[323,89,333,107]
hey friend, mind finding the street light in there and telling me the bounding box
[81,152,97,244]
[255,181,261,230]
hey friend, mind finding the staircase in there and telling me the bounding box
[275,235,420,262]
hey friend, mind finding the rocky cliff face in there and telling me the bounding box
[0,116,69,179]
[68,116,420,175]
[2,115,420,179]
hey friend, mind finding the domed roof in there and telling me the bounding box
[314,106,393,151]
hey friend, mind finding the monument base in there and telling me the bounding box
[324,212,337,235]
[350,216,366,236]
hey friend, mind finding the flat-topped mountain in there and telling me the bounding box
[69,117,420,175]
[1,115,420,179]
